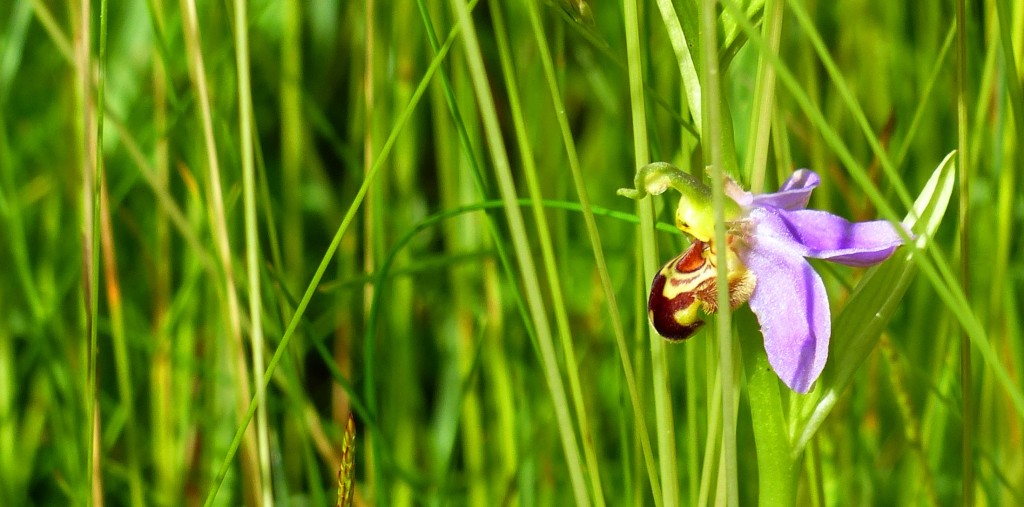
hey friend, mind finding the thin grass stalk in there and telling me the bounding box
[489,4,603,501]
[804,438,824,506]
[684,340,700,506]
[482,256,519,501]
[521,1,666,501]
[990,0,1024,400]
[893,26,956,169]
[204,18,470,505]
[395,87,429,507]
[413,2,526,501]
[232,0,273,503]
[0,9,44,323]
[82,0,104,501]
[411,0,534,344]
[178,1,262,501]
[457,342,487,506]
[653,0,701,137]
[360,0,382,501]
[879,335,940,506]
[699,0,738,503]
[253,134,287,314]
[504,6,610,499]
[90,409,101,505]
[697,362,722,506]
[448,0,592,503]
[104,114,216,273]
[99,179,145,506]
[954,0,974,503]
[743,0,783,192]
[281,0,304,287]
[422,19,482,504]
[148,0,176,500]
[622,0,680,505]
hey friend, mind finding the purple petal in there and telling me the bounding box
[742,236,830,393]
[750,206,904,267]
[750,169,820,210]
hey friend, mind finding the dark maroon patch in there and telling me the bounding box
[648,268,704,341]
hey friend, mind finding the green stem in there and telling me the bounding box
[740,317,795,506]
[954,0,973,503]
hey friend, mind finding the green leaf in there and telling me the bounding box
[792,150,956,456]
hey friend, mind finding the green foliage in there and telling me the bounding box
[0,0,1020,505]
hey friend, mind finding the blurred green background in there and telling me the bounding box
[0,0,1020,505]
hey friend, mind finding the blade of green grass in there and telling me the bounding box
[521,0,667,501]
[448,0,591,503]
[654,0,701,137]
[700,0,738,504]
[231,0,273,503]
[180,0,260,499]
[953,0,974,503]
[623,0,680,504]
[203,9,469,505]
[742,0,783,192]
[793,151,956,455]
[86,0,109,502]
[500,2,609,504]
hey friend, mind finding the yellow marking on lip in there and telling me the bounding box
[660,245,718,301]
[671,301,702,327]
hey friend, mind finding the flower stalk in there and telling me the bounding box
[740,314,795,506]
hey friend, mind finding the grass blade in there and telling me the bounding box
[794,151,956,456]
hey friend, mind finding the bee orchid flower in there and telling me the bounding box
[619,163,907,393]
